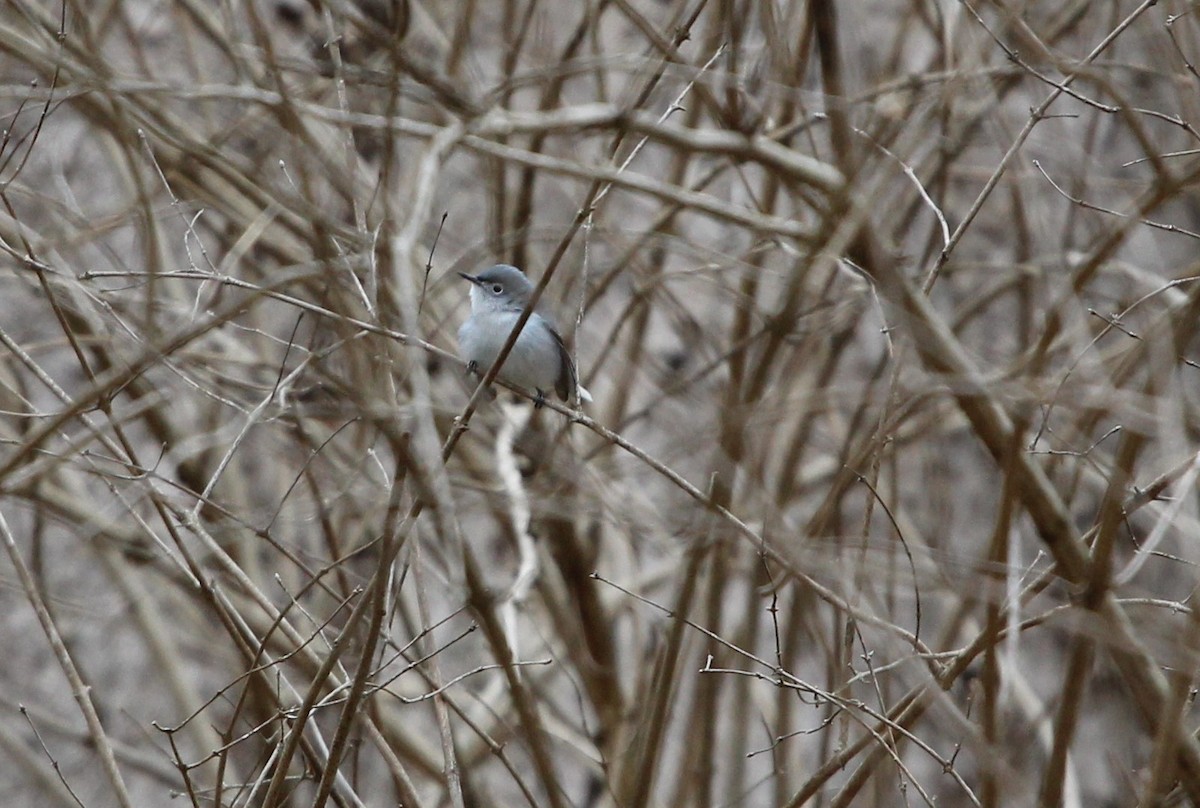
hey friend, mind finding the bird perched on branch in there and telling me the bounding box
[457,264,592,407]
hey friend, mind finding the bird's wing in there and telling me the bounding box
[549,325,577,402]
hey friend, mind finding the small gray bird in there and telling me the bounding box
[457,264,592,406]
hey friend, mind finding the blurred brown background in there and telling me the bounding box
[2,1,1200,806]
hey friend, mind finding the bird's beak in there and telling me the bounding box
[458,272,482,286]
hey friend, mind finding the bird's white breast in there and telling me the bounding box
[458,310,561,392]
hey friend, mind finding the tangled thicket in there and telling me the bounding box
[3,1,1200,806]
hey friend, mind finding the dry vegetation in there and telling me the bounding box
[3,0,1200,806]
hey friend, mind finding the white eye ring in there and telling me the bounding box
[491,284,503,294]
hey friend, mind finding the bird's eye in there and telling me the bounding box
[491,284,503,294]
